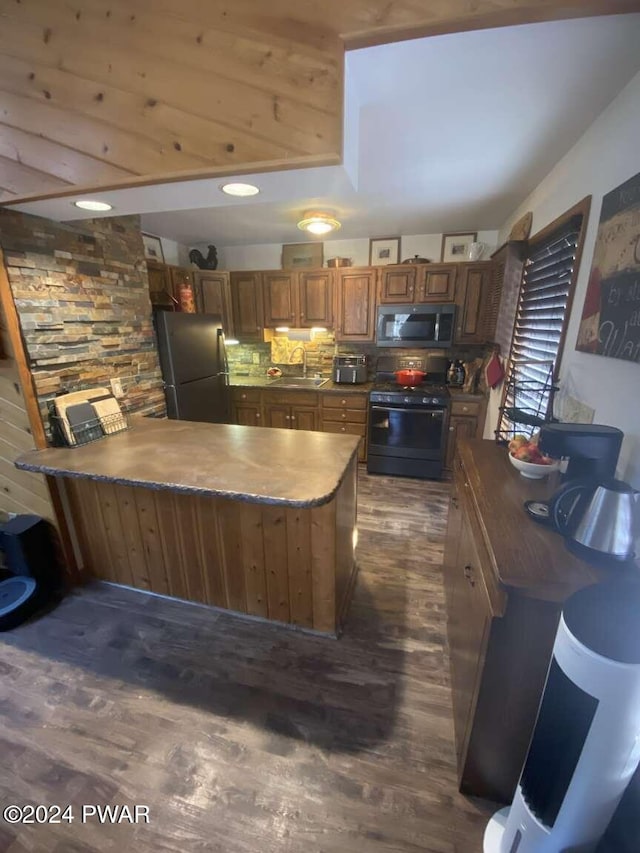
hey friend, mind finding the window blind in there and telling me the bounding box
[499,215,583,436]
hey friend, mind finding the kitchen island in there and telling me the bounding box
[16,417,360,635]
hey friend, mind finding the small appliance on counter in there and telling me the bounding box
[446,359,466,386]
[549,479,638,567]
[332,354,367,384]
[523,423,639,567]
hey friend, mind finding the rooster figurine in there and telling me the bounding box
[189,244,218,270]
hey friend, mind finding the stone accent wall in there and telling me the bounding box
[0,211,165,429]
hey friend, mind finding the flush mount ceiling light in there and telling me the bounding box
[297,210,341,235]
[220,182,260,197]
[73,200,113,211]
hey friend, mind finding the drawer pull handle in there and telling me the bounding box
[464,564,476,587]
[451,497,458,508]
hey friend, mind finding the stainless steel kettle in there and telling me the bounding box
[550,478,639,565]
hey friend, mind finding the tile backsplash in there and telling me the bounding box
[227,330,489,384]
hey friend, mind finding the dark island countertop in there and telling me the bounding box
[15,416,360,508]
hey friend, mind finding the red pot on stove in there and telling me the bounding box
[394,369,426,386]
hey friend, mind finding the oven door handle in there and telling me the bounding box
[370,405,446,415]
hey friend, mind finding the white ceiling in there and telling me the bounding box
[10,15,640,248]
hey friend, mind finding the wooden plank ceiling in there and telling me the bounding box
[0,0,638,203]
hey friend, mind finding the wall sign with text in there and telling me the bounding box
[577,170,640,363]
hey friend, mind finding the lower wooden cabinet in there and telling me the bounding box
[443,441,598,803]
[260,390,319,432]
[230,387,368,459]
[231,388,263,426]
[445,396,486,471]
[445,477,494,769]
[320,392,368,462]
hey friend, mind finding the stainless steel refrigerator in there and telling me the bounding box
[154,311,230,423]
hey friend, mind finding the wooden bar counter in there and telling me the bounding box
[16,417,360,636]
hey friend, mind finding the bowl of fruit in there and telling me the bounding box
[508,434,559,479]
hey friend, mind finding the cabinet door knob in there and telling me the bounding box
[341,413,346,419]
[291,416,296,422]
[449,426,454,432]
[341,399,346,405]
[340,427,346,432]
[256,413,261,419]
[285,415,290,420]
[241,393,247,400]
[462,405,469,412]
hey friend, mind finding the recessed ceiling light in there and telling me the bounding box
[220,182,260,197]
[297,210,341,235]
[73,200,113,211]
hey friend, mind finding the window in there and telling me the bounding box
[497,198,591,441]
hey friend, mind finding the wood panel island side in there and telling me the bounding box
[15,418,360,636]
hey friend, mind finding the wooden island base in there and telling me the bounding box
[16,418,360,637]
[63,457,357,636]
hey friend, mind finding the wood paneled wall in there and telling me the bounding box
[0,0,636,202]
[0,251,54,520]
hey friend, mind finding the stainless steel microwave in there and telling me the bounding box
[376,303,456,348]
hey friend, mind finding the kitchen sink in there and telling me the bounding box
[269,377,329,388]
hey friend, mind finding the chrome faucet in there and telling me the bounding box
[288,345,307,378]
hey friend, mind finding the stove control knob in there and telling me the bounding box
[422,397,429,404]
[404,396,410,404]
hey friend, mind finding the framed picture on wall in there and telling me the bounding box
[281,242,323,269]
[369,237,400,266]
[576,169,640,362]
[142,233,165,263]
[441,231,477,262]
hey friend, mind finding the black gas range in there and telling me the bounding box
[367,356,450,480]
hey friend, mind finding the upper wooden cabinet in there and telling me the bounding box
[193,271,233,335]
[147,261,176,309]
[335,268,378,342]
[229,272,264,342]
[419,264,458,302]
[454,262,493,344]
[298,270,333,327]
[262,271,297,327]
[378,265,418,303]
[262,270,333,328]
[378,263,458,304]
[146,261,197,310]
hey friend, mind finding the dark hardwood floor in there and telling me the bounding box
[0,470,495,852]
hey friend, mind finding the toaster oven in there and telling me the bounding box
[332,354,367,384]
